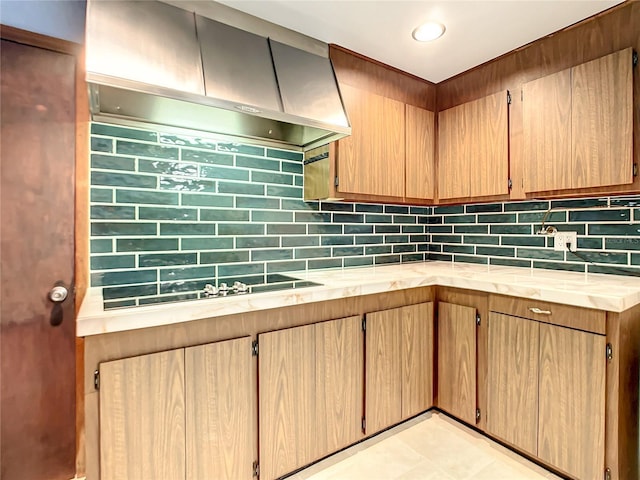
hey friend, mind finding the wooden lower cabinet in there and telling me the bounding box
[259,316,363,480]
[365,302,434,435]
[537,323,605,480]
[437,302,477,425]
[185,338,253,480]
[98,337,253,480]
[99,349,186,480]
[486,309,606,480]
[486,312,539,456]
[315,316,364,458]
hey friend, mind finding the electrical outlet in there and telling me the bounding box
[554,232,577,252]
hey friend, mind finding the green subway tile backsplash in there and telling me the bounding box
[160,134,217,150]
[116,140,178,159]
[91,154,135,171]
[160,177,217,193]
[90,123,640,307]
[92,123,158,142]
[92,171,157,189]
[181,149,233,165]
[139,253,197,267]
[91,188,113,203]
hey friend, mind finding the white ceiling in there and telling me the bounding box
[217,0,624,83]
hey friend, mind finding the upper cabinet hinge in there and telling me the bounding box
[476,312,481,326]
[334,176,339,187]
[604,467,612,480]
[606,343,613,362]
[475,408,481,423]
[362,317,366,332]
[253,461,260,477]
[94,370,100,391]
[507,90,512,105]
[252,340,259,357]
[508,178,513,190]
[632,50,638,68]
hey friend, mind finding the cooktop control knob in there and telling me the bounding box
[218,282,229,295]
[203,283,218,297]
[234,281,248,294]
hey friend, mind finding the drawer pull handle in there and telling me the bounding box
[529,307,551,315]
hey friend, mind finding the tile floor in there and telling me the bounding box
[288,412,562,480]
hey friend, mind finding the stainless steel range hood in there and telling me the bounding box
[85,0,350,151]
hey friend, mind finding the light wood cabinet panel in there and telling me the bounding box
[99,349,185,480]
[365,308,402,434]
[401,302,434,418]
[469,90,510,198]
[437,302,477,424]
[185,337,253,480]
[486,313,539,456]
[538,324,606,480]
[437,91,509,200]
[336,83,405,197]
[523,48,633,194]
[259,325,316,480]
[523,69,572,192]
[315,316,363,457]
[405,105,435,199]
[571,47,633,189]
[437,101,471,199]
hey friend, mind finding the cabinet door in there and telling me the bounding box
[438,91,508,199]
[336,83,405,197]
[401,302,434,418]
[185,337,253,480]
[468,90,509,198]
[405,105,435,199]
[259,325,316,480]
[99,350,186,480]
[437,302,477,424]
[315,316,364,457]
[365,308,402,434]
[437,101,471,199]
[572,47,633,189]
[523,69,572,192]
[538,324,605,480]
[486,313,539,456]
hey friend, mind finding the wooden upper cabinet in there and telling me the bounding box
[523,69,572,192]
[572,48,633,189]
[437,100,471,199]
[437,90,509,200]
[405,105,435,200]
[336,83,405,197]
[523,47,633,193]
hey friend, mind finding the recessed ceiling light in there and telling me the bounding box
[412,21,446,42]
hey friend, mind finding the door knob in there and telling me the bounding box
[49,285,68,303]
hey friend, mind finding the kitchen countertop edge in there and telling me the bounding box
[76,261,640,337]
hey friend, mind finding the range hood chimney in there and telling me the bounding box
[85,0,350,151]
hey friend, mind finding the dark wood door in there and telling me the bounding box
[1,39,76,480]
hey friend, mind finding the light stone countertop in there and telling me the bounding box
[76,261,640,337]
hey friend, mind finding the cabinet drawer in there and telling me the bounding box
[489,294,605,335]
